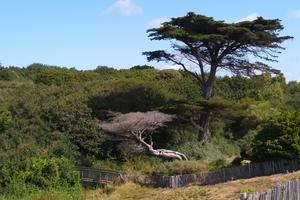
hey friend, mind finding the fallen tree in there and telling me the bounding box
[100,111,188,160]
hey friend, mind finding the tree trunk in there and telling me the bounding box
[198,110,211,142]
[198,71,215,142]
[131,132,188,160]
[149,148,188,160]
[202,84,213,100]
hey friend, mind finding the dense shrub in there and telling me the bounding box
[0,156,80,199]
[88,82,171,115]
[22,157,79,188]
[1,156,79,187]
[237,129,260,159]
[0,107,12,131]
[176,137,239,162]
[0,64,298,194]
[252,110,300,161]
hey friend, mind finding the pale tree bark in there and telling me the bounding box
[196,64,216,142]
[198,111,211,141]
[131,130,188,160]
[190,111,211,142]
[100,111,188,160]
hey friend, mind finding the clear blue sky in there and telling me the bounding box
[0,0,299,81]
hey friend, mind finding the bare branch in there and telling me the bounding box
[100,111,188,160]
[190,117,204,131]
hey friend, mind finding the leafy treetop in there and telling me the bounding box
[144,12,293,86]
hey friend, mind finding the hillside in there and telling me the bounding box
[1,64,300,199]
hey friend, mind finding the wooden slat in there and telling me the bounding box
[144,160,300,188]
[78,167,125,187]
[244,179,300,200]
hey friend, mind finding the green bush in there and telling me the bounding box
[151,160,210,175]
[0,67,24,81]
[1,156,79,188]
[0,107,12,131]
[0,156,80,199]
[20,156,80,188]
[252,110,300,161]
[88,82,171,115]
[175,135,239,161]
[237,129,260,158]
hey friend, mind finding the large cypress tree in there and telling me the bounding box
[143,12,292,142]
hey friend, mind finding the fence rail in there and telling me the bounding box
[79,167,125,187]
[141,160,300,188]
[78,160,300,189]
[242,179,300,200]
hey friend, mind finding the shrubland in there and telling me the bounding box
[0,64,299,199]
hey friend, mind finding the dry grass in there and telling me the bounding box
[205,170,300,200]
[82,182,206,200]
[83,171,300,200]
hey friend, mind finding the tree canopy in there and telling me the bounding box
[144,12,293,141]
[144,12,292,82]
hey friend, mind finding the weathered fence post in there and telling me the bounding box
[240,192,247,200]
[245,178,300,200]
[79,167,126,188]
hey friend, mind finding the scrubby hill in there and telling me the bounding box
[0,63,300,199]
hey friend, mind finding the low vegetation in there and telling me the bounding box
[0,64,299,199]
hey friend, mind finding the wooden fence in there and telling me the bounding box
[142,160,300,188]
[79,167,126,187]
[78,160,300,188]
[242,179,300,200]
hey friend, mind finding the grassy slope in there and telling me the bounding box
[83,171,300,200]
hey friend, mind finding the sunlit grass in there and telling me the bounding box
[83,182,207,200]
[83,171,300,200]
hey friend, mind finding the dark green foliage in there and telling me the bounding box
[252,111,300,161]
[130,65,155,70]
[0,107,12,131]
[33,68,75,85]
[0,156,80,199]
[19,156,79,188]
[172,120,240,161]
[237,129,260,159]
[144,12,291,91]
[0,61,299,196]
[286,81,300,109]
[144,12,291,141]
[89,83,170,115]
[95,66,115,73]
[0,67,23,80]
[215,76,257,100]
[70,119,104,157]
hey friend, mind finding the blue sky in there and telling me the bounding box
[0,0,299,81]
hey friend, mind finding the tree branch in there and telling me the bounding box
[190,117,204,131]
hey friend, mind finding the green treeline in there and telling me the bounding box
[0,63,300,199]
